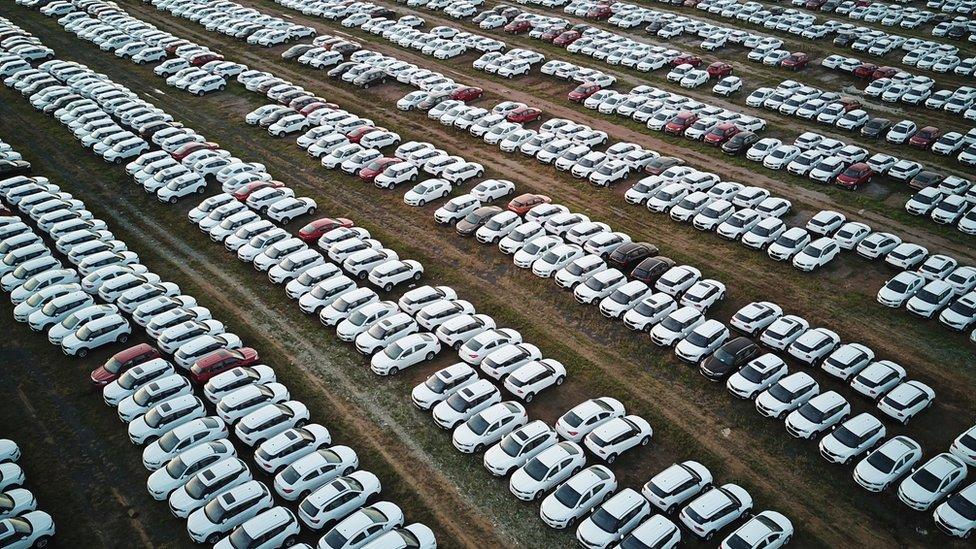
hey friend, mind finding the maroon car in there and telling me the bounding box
[909,126,941,149]
[852,63,878,78]
[703,122,740,146]
[553,30,581,46]
[297,217,355,242]
[706,61,733,78]
[507,106,542,123]
[568,82,601,102]
[507,193,551,215]
[781,52,810,71]
[672,54,702,67]
[664,111,698,136]
[835,162,874,190]
[90,344,161,387]
[358,157,401,183]
[189,347,260,384]
[504,20,532,33]
[451,86,484,102]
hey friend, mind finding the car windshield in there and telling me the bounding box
[75,325,93,341]
[800,244,823,258]
[948,492,976,521]
[798,402,828,423]
[384,341,405,359]
[915,288,943,303]
[913,468,943,492]
[832,425,864,447]
[158,430,182,452]
[143,406,166,428]
[446,392,470,412]
[467,414,491,435]
[590,507,620,532]
[554,483,583,507]
[523,457,550,481]
[866,449,896,473]
[228,527,257,549]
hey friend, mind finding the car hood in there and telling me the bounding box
[91,365,116,383]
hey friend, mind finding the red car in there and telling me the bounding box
[451,86,484,102]
[586,5,612,19]
[909,126,941,149]
[507,193,551,215]
[507,106,542,123]
[172,141,218,161]
[233,180,285,201]
[568,82,601,102]
[553,30,581,46]
[189,347,260,384]
[299,102,330,116]
[852,63,878,78]
[835,162,874,190]
[189,52,223,66]
[297,217,354,242]
[504,20,532,33]
[781,52,810,71]
[871,66,897,80]
[702,122,739,145]
[672,54,702,67]
[289,96,319,111]
[706,61,733,78]
[346,126,382,144]
[664,111,698,136]
[90,344,161,387]
[840,99,862,111]
[163,40,190,54]
[540,27,564,42]
[358,157,401,183]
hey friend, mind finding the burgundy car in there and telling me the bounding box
[358,157,401,183]
[451,86,484,102]
[703,122,740,145]
[233,180,286,201]
[507,193,551,215]
[835,162,874,190]
[172,141,218,161]
[504,20,532,33]
[90,344,161,387]
[909,126,941,149]
[568,82,601,102]
[189,347,260,384]
[672,54,702,67]
[297,217,354,242]
[507,107,542,123]
[586,5,613,19]
[346,126,382,144]
[781,52,810,71]
[706,61,733,78]
[664,111,698,136]
[553,31,581,46]
[852,63,878,78]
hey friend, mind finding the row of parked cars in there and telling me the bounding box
[0,11,446,545]
[149,0,315,46]
[0,439,56,549]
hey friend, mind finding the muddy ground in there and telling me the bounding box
[0,2,974,548]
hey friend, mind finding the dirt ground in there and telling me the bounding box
[0,2,974,548]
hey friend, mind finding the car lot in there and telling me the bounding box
[1,0,975,547]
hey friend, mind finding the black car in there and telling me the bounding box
[699,337,760,381]
[721,131,758,155]
[455,206,502,236]
[0,161,30,178]
[644,156,684,175]
[909,170,944,191]
[608,242,659,271]
[833,33,856,47]
[139,121,182,140]
[281,44,315,60]
[327,62,358,79]
[860,117,891,139]
[354,69,388,89]
[630,256,675,285]
[644,22,665,34]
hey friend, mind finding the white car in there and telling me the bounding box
[296,470,381,530]
[145,439,237,501]
[877,271,925,308]
[273,445,358,501]
[61,314,131,358]
[434,194,480,224]
[368,259,423,292]
[168,457,253,519]
[482,420,558,477]
[432,379,501,430]
[898,453,968,511]
[142,417,229,471]
[541,465,618,530]
[906,280,955,318]
[0,511,55,548]
[819,412,886,465]
[850,360,907,400]
[452,401,528,454]
[877,381,935,424]
[503,359,566,402]
[254,424,332,474]
[216,383,290,425]
[204,365,277,404]
[678,484,753,541]
[555,397,625,442]
[411,363,479,410]
[583,414,652,464]
[721,511,793,549]
[675,319,729,363]
[370,332,441,375]
[852,435,922,493]
[786,327,840,365]
[933,481,976,538]
[508,441,586,502]
[267,197,316,224]
[785,391,851,440]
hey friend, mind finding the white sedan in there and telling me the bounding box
[583,415,652,463]
[368,259,423,292]
[470,179,515,202]
[370,332,441,375]
[503,359,566,402]
[267,197,316,224]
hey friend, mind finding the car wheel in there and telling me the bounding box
[533,491,543,501]
[169,196,178,204]
[283,536,297,547]
[413,271,422,281]
[555,375,565,386]
[33,536,51,548]
[206,534,221,545]
[606,453,616,464]
[117,333,129,343]
[145,435,158,445]
[524,392,534,402]
[357,272,367,281]
[705,531,714,541]
[76,347,88,358]
[452,341,462,350]
[280,216,290,224]
[308,207,316,215]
